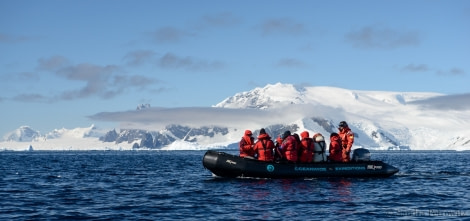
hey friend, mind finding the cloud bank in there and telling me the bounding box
[409,93,470,111]
[88,105,337,131]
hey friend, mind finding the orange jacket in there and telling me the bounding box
[254,133,275,161]
[339,127,354,153]
[239,135,255,157]
[329,133,343,162]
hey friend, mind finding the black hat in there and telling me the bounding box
[281,130,291,139]
[338,121,348,128]
[259,128,266,134]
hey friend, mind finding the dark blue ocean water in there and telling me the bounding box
[1,150,469,220]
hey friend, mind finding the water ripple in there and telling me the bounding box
[1,150,469,220]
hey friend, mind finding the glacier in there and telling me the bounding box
[1,83,469,151]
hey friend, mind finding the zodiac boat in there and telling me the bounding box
[202,149,399,178]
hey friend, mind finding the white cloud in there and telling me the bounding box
[345,24,420,49]
[88,105,333,131]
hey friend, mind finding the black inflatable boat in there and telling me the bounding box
[203,149,399,179]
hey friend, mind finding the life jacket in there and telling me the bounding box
[299,137,314,163]
[281,135,298,162]
[254,133,275,161]
[239,135,255,158]
[312,133,327,163]
[329,133,343,162]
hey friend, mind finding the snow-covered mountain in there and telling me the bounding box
[0,125,117,151]
[213,83,470,150]
[1,83,469,151]
[4,126,41,142]
[4,124,102,141]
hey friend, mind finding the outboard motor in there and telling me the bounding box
[352,148,371,162]
[313,134,327,162]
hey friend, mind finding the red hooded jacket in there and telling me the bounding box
[299,131,314,163]
[329,133,343,162]
[280,135,298,162]
[239,130,255,158]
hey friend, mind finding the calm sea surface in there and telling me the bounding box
[1,150,469,220]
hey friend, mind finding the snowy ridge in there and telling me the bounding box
[44,125,102,139]
[215,83,441,109]
[1,83,469,151]
[3,126,41,142]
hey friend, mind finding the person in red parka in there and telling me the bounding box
[253,128,275,161]
[239,130,255,158]
[338,121,354,162]
[299,131,314,163]
[279,131,298,162]
[329,132,343,162]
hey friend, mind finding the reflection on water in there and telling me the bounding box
[327,178,353,203]
[224,177,357,220]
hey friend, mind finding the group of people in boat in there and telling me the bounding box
[239,121,354,163]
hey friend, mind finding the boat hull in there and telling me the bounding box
[203,150,399,178]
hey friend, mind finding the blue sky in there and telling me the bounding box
[1,0,469,136]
